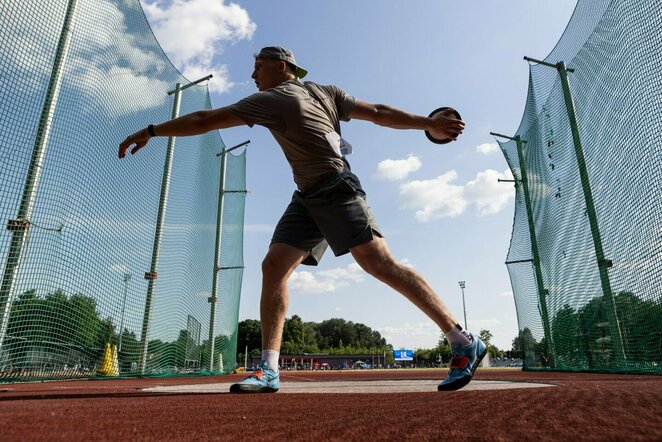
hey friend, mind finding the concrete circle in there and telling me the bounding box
[143,379,555,394]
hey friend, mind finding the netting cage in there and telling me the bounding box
[499,0,661,373]
[0,0,246,381]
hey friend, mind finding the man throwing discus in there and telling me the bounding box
[119,46,485,392]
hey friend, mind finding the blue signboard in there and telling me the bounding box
[393,349,413,361]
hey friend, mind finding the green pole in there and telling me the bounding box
[139,82,183,374]
[207,147,228,371]
[0,0,79,351]
[514,136,555,366]
[137,75,213,374]
[493,131,555,366]
[208,141,249,371]
[556,61,626,362]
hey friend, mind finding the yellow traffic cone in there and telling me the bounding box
[110,345,120,376]
[97,343,113,376]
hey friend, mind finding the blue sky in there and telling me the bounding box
[141,0,578,350]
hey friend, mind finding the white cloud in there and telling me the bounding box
[109,264,129,274]
[400,170,467,221]
[93,66,171,117]
[399,258,415,268]
[193,291,212,300]
[182,63,234,94]
[373,155,422,181]
[376,321,440,349]
[476,143,499,155]
[399,169,515,221]
[527,172,554,199]
[143,0,256,93]
[289,263,366,294]
[244,224,276,233]
[464,169,515,216]
[500,291,514,297]
[468,318,502,329]
[5,0,173,115]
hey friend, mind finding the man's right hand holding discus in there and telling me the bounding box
[425,107,465,145]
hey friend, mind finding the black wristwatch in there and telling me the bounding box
[147,124,156,137]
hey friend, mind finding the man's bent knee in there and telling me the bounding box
[262,243,308,280]
[350,238,399,280]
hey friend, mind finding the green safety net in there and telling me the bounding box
[499,0,661,373]
[0,0,246,381]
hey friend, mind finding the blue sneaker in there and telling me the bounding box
[438,332,487,391]
[230,361,280,393]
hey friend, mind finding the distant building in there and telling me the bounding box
[250,354,387,370]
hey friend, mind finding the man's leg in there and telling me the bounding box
[260,243,309,351]
[350,236,486,391]
[349,236,457,333]
[230,242,307,393]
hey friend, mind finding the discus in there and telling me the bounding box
[425,107,463,145]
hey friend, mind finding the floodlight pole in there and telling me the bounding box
[207,141,249,371]
[458,281,467,330]
[524,57,626,362]
[0,0,79,352]
[138,74,213,374]
[492,132,554,366]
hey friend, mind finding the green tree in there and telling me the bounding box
[518,327,538,367]
[5,289,112,368]
[237,319,261,354]
[436,334,452,363]
[613,291,662,363]
[478,329,502,360]
[282,316,320,353]
[479,329,493,345]
[69,293,102,348]
[511,334,523,359]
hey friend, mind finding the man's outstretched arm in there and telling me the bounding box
[118,107,245,159]
[348,100,464,141]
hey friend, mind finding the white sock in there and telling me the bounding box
[262,349,280,372]
[445,325,471,347]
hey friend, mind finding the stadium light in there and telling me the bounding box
[458,281,467,330]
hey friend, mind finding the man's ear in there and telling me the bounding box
[277,60,288,74]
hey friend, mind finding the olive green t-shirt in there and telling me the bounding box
[224,79,357,191]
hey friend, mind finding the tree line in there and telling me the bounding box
[2,289,233,372]
[237,315,390,358]
[514,291,662,370]
[12,287,655,373]
[237,315,510,366]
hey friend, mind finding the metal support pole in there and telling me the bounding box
[524,57,626,361]
[492,132,555,366]
[138,82,182,373]
[207,140,249,371]
[138,74,213,374]
[0,0,79,352]
[207,148,227,372]
[118,273,131,353]
[458,281,467,330]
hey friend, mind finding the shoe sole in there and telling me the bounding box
[437,347,488,392]
[229,384,279,394]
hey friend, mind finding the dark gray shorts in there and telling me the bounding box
[271,170,382,266]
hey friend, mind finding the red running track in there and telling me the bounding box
[1,369,660,441]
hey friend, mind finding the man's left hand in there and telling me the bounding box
[118,128,151,159]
